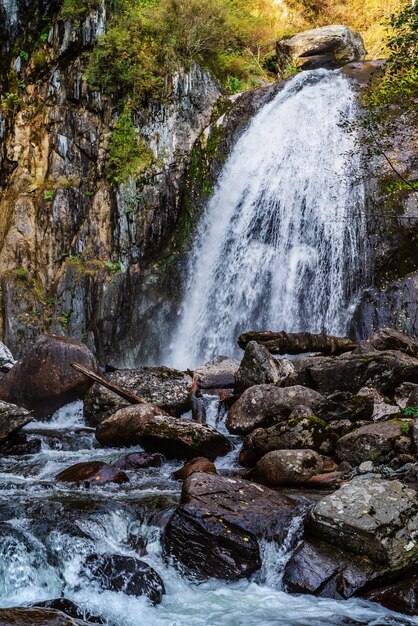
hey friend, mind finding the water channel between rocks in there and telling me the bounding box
[0,400,416,626]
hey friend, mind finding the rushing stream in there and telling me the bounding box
[0,401,417,625]
[169,69,369,370]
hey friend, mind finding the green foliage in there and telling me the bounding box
[108,105,154,183]
[403,405,418,418]
[61,0,100,20]
[19,50,29,61]
[15,268,29,281]
[400,419,411,434]
[0,92,20,112]
[105,261,122,271]
[43,190,55,201]
[383,179,418,194]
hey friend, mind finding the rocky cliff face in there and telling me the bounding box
[0,0,222,363]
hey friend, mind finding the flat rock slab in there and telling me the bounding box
[84,366,192,423]
[55,461,129,485]
[227,384,323,435]
[194,356,240,390]
[310,477,418,571]
[163,472,307,580]
[0,400,32,442]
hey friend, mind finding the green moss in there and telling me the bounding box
[108,106,154,184]
[61,0,100,20]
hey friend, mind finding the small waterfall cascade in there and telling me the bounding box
[168,69,368,370]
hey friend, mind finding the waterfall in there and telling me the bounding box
[168,69,368,370]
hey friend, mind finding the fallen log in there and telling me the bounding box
[237,331,357,355]
[71,362,147,405]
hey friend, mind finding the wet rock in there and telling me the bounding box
[370,327,418,357]
[234,341,293,393]
[173,457,217,480]
[277,25,366,73]
[115,452,163,470]
[305,472,344,489]
[288,350,418,395]
[283,538,386,599]
[226,384,323,435]
[84,367,192,424]
[83,553,165,604]
[96,407,231,460]
[0,607,93,625]
[243,415,337,461]
[0,432,41,455]
[0,335,98,418]
[163,472,306,580]
[316,392,373,423]
[0,342,15,372]
[357,386,400,421]
[364,571,418,616]
[32,600,104,624]
[55,461,129,485]
[335,421,411,465]
[254,449,323,486]
[310,477,418,570]
[412,420,418,454]
[0,400,32,443]
[193,356,240,391]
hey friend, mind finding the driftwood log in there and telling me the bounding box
[237,331,357,355]
[71,362,147,405]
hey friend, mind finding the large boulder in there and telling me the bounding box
[288,350,418,395]
[283,538,386,599]
[173,457,217,480]
[310,477,418,571]
[82,553,164,604]
[335,421,411,465]
[234,341,293,393]
[316,392,373,423]
[115,451,163,470]
[0,607,92,625]
[163,472,306,580]
[0,400,32,444]
[0,342,15,372]
[226,384,323,435]
[31,599,104,624]
[96,406,231,460]
[193,356,239,390]
[242,415,337,462]
[254,449,323,486]
[370,328,418,357]
[364,572,418,616]
[55,461,129,485]
[277,25,366,74]
[0,335,98,418]
[84,366,192,424]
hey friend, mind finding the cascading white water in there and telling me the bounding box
[168,69,368,369]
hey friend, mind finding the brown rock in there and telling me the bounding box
[0,607,92,625]
[95,403,167,446]
[364,572,418,616]
[0,335,98,418]
[370,327,418,357]
[115,451,163,470]
[55,461,129,485]
[254,449,323,486]
[335,421,411,465]
[173,456,217,480]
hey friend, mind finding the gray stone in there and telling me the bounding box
[335,421,411,465]
[235,341,293,393]
[254,449,323,486]
[194,356,240,391]
[0,342,15,372]
[358,461,374,473]
[357,386,399,421]
[0,400,32,443]
[310,477,418,570]
[370,327,418,357]
[277,25,366,74]
[226,384,323,435]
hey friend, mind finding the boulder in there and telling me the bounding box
[364,572,418,616]
[370,328,418,357]
[0,341,15,372]
[55,461,129,485]
[115,451,163,470]
[82,553,164,604]
[32,600,104,624]
[234,341,293,393]
[0,335,98,418]
[288,350,418,395]
[310,477,418,571]
[283,538,386,599]
[396,382,418,408]
[276,25,366,73]
[316,392,373,423]
[242,415,337,461]
[84,366,192,424]
[193,356,240,390]
[226,384,323,435]
[254,449,323,486]
[96,407,231,460]
[335,421,411,465]
[163,472,306,580]
[0,607,92,625]
[173,457,216,480]
[0,432,41,455]
[0,400,32,443]
[357,386,400,421]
